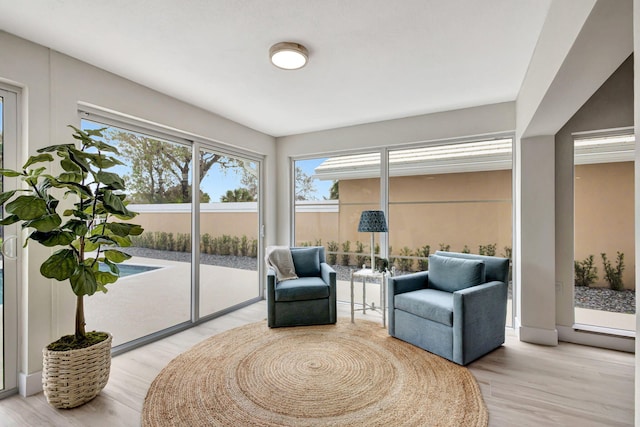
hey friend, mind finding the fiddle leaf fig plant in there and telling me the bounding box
[0,125,143,346]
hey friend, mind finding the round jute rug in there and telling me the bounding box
[142,319,488,426]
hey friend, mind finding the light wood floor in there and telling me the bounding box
[0,300,634,427]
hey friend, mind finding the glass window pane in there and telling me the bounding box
[199,148,260,317]
[81,119,192,347]
[294,154,381,307]
[388,139,513,326]
[574,133,635,333]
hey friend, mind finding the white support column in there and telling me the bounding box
[515,135,558,345]
[633,1,640,423]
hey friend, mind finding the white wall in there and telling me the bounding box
[0,31,276,396]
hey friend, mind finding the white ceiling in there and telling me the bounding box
[0,0,551,137]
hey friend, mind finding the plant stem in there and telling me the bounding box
[75,294,86,340]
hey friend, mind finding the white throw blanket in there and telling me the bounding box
[265,246,298,281]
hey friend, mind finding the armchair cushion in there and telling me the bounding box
[275,277,329,302]
[291,247,321,277]
[394,289,453,326]
[428,254,485,293]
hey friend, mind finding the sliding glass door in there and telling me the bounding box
[0,87,18,396]
[81,120,193,347]
[80,115,264,349]
[198,147,261,318]
[573,131,635,334]
[294,154,382,306]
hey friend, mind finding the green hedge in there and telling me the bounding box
[132,232,258,257]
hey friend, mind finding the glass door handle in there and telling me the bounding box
[2,235,17,259]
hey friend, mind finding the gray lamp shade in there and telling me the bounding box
[357,210,388,232]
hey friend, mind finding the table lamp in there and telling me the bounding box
[357,210,388,271]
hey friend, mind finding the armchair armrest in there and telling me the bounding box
[387,271,429,337]
[320,262,337,287]
[388,271,429,296]
[320,262,337,323]
[452,280,508,364]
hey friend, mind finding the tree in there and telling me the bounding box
[295,166,316,200]
[239,161,259,200]
[107,130,238,203]
[221,188,255,202]
[328,180,339,200]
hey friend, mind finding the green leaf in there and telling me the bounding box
[60,156,83,173]
[70,264,98,296]
[68,149,90,172]
[95,270,118,287]
[0,215,20,226]
[96,171,125,190]
[0,169,22,177]
[57,172,83,183]
[23,213,62,232]
[6,195,47,220]
[36,143,75,153]
[63,219,89,236]
[102,190,134,217]
[104,249,132,264]
[0,190,17,206]
[103,258,120,275]
[22,153,53,169]
[106,222,144,237]
[88,235,116,246]
[110,234,132,247]
[40,249,77,281]
[77,238,99,253]
[28,230,75,247]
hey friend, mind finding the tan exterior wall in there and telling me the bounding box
[575,161,635,289]
[134,164,634,289]
[135,212,258,239]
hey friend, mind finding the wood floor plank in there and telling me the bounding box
[0,300,634,426]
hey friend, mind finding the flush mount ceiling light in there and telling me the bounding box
[269,42,308,70]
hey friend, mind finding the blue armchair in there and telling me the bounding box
[267,246,337,328]
[388,251,509,365]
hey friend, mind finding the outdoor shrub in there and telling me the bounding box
[388,246,396,269]
[201,233,211,253]
[167,233,176,251]
[462,245,471,254]
[574,255,598,287]
[601,252,625,291]
[219,235,232,255]
[355,241,367,268]
[240,235,249,256]
[157,232,170,251]
[398,246,413,271]
[479,243,496,256]
[439,243,450,252]
[177,233,191,252]
[231,236,241,256]
[415,244,430,271]
[250,238,258,257]
[502,246,512,259]
[341,241,351,266]
[327,241,339,265]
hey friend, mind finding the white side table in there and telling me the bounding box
[350,268,389,327]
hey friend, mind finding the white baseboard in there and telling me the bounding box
[19,370,42,397]
[557,325,635,353]
[518,324,558,346]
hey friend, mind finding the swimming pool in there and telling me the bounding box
[0,263,161,303]
[98,263,161,277]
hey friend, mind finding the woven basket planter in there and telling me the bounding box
[42,333,112,409]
